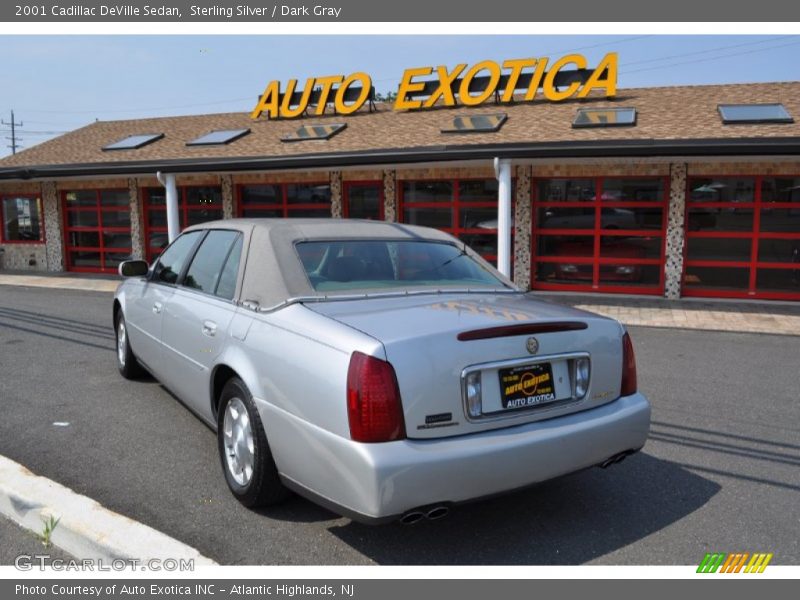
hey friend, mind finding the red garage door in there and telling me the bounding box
[531,177,667,294]
[62,189,132,273]
[683,176,800,300]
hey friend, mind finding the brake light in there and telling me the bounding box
[347,352,406,443]
[621,332,637,396]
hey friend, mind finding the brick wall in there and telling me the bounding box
[687,161,800,176]
[395,166,495,180]
[342,170,382,181]
[531,163,670,177]
[232,171,330,184]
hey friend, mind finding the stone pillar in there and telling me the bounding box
[664,163,688,300]
[383,169,397,222]
[513,165,533,290]
[41,181,64,272]
[330,171,343,218]
[128,178,144,260]
[221,175,234,219]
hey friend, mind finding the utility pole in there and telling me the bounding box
[2,110,23,154]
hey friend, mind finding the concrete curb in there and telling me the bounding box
[0,455,217,565]
[0,274,118,293]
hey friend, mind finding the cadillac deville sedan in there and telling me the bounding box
[113,219,650,524]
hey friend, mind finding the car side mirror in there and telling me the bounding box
[118,260,149,278]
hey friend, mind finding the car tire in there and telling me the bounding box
[217,377,291,508]
[115,312,145,380]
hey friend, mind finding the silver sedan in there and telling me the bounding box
[114,219,650,524]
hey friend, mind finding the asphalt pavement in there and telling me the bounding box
[0,285,797,565]
[0,516,73,566]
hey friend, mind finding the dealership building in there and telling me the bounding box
[0,79,799,300]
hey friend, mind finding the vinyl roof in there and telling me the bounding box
[1,81,799,179]
[184,218,513,308]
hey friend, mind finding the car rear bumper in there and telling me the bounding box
[257,392,650,523]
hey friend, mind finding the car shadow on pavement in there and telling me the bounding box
[317,452,720,564]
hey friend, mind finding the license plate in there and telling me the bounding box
[498,363,557,410]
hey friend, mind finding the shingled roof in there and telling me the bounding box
[1,81,799,179]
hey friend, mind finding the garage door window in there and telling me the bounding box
[63,189,131,273]
[400,178,513,265]
[143,186,223,261]
[532,177,667,294]
[237,183,332,219]
[344,182,383,220]
[684,176,800,299]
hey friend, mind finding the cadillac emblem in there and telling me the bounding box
[526,337,539,355]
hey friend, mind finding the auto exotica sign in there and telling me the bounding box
[250,52,618,120]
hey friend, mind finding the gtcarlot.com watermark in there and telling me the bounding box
[14,555,194,572]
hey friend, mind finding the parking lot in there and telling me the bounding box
[0,284,798,565]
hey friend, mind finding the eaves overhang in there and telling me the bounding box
[1,137,800,180]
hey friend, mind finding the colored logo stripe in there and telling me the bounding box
[697,553,726,573]
[697,552,773,573]
[745,553,773,573]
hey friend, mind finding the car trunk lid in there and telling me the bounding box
[306,292,625,439]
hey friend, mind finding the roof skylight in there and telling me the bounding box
[441,113,508,133]
[102,133,164,151]
[573,107,637,128]
[718,103,793,124]
[187,128,251,146]
[281,123,347,142]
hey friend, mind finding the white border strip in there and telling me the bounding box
[1,565,798,579]
[0,22,798,34]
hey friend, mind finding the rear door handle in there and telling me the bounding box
[202,320,218,337]
[152,302,163,314]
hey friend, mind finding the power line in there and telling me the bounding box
[371,35,655,85]
[0,129,69,135]
[621,35,798,67]
[624,39,800,74]
[20,96,254,115]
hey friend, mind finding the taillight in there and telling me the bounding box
[347,351,406,443]
[621,332,637,396]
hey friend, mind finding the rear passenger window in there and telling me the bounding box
[215,236,243,300]
[183,230,240,296]
[154,231,203,284]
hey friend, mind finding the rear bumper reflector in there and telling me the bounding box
[457,321,588,341]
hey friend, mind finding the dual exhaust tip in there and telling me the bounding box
[399,504,450,525]
[598,449,637,469]
[399,450,638,523]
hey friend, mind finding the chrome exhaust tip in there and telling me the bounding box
[399,511,425,525]
[598,450,634,469]
[426,506,450,521]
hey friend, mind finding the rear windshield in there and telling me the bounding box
[295,240,507,292]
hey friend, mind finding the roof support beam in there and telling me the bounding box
[494,157,512,278]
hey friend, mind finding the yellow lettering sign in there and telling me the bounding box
[250,80,280,119]
[578,52,617,98]
[393,52,616,111]
[251,52,618,119]
[395,66,433,111]
[334,72,372,115]
[250,73,370,119]
[458,60,502,106]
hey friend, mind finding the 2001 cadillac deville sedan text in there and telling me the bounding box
[113,219,650,524]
